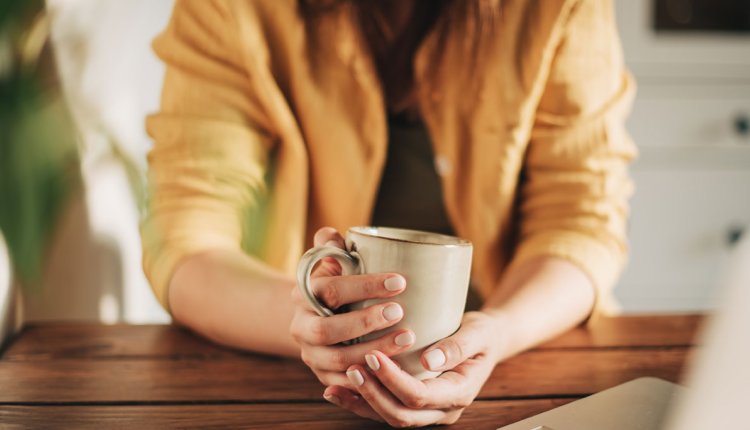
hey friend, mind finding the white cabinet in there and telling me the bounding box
[629,84,750,151]
[613,0,750,312]
[618,169,750,311]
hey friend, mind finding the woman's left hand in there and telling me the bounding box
[322,311,506,427]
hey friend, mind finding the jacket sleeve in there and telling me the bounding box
[510,0,637,314]
[142,0,273,311]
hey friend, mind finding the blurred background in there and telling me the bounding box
[1,0,749,334]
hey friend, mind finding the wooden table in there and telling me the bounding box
[0,315,701,429]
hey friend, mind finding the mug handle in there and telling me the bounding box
[296,245,363,317]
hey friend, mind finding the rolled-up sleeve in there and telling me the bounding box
[510,0,637,313]
[142,0,272,311]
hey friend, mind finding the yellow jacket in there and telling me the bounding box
[143,0,636,314]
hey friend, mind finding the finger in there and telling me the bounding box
[323,386,385,423]
[313,227,345,248]
[300,329,415,372]
[365,350,475,409]
[331,387,467,426]
[310,256,343,279]
[309,228,346,278]
[310,273,406,309]
[292,301,405,346]
[421,322,485,372]
[312,369,354,389]
[345,365,446,428]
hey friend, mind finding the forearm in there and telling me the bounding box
[169,249,300,357]
[482,256,596,362]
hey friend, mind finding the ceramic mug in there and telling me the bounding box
[296,226,472,380]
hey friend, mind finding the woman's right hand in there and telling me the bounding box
[290,227,415,388]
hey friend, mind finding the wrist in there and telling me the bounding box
[477,307,515,364]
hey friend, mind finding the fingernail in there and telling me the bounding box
[382,304,403,321]
[425,348,446,370]
[347,369,365,386]
[324,240,341,248]
[394,331,415,346]
[383,275,406,291]
[324,393,340,405]
[365,354,380,371]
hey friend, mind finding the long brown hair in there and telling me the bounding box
[299,0,501,114]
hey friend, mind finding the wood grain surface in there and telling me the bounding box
[0,349,691,403]
[2,315,702,361]
[0,399,576,430]
[0,315,703,428]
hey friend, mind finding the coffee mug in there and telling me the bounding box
[296,226,472,380]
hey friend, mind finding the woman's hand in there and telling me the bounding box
[322,311,505,427]
[290,227,416,388]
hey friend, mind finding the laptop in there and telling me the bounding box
[499,236,750,430]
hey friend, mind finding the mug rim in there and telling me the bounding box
[349,226,472,247]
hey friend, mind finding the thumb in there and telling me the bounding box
[421,324,484,372]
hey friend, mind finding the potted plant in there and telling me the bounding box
[0,1,80,340]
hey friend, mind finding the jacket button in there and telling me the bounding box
[434,155,452,177]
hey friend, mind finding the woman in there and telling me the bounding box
[143,0,636,426]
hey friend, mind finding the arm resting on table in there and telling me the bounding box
[483,256,595,361]
[169,249,299,357]
[483,0,636,360]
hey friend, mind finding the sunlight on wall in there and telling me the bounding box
[41,0,175,323]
